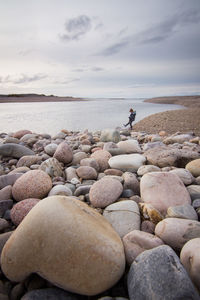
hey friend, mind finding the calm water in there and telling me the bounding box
[0,98,183,135]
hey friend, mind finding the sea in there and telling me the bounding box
[0,98,183,135]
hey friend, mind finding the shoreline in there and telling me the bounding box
[133,95,200,136]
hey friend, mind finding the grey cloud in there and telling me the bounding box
[60,15,91,41]
[54,78,80,85]
[101,9,200,56]
[0,73,47,84]
[73,66,104,72]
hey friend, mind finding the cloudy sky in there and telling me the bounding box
[0,0,200,98]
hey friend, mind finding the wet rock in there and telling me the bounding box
[89,177,123,208]
[103,200,140,238]
[155,218,200,251]
[12,170,52,201]
[1,196,125,296]
[0,143,34,158]
[140,172,191,214]
[127,245,200,300]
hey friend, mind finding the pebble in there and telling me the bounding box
[40,158,63,178]
[117,140,141,154]
[187,185,200,201]
[166,204,198,220]
[0,173,23,189]
[10,198,40,225]
[76,166,97,180]
[48,185,72,197]
[44,143,58,156]
[53,142,73,164]
[91,150,112,172]
[108,154,146,172]
[186,158,200,177]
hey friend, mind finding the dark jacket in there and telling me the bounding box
[129,111,136,121]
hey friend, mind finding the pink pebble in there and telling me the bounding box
[11,198,40,226]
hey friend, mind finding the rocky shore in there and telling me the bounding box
[0,127,200,299]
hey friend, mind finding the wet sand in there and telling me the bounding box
[133,95,200,136]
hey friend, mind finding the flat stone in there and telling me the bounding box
[1,196,125,296]
[167,204,198,220]
[140,172,191,215]
[40,158,63,178]
[123,230,164,265]
[180,238,200,290]
[89,177,123,208]
[108,154,146,172]
[155,217,200,251]
[186,159,200,177]
[127,245,200,300]
[12,170,52,201]
[103,200,140,238]
[0,143,34,158]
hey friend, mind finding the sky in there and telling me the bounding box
[0,0,200,98]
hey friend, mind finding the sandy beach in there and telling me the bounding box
[133,95,200,136]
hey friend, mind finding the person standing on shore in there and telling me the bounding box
[124,108,136,129]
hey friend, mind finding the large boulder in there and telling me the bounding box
[127,245,199,300]
[1,196,125,296]
[140,172,191,215]
[0,143,34,158]
[12,170,52,201]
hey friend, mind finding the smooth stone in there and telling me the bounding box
[16,155,42,168]
[89,177,123,208]
[12,170,52,201]
[1,196,125,296]
[71,152,87,165]
[187,185,200,201]
[145,146,200,168]
[80,158,99,172]
[155,217,200,251]
[127,245,200,300]
[11,198,40,226]
[9,166,30,174]
[192,199,200,209]
[0,186,12,200]
[53,142,73,164]
[186,159,200,177]
[169,168,194,185]
[117,140,141,154]
[166,204,198,220]
[103,200,140,238]
[100,129,121,143]
[0,143,34,158]
[142,141,165,151]
[40,158,63,178]
[65,167,79,181]
[44,143,58,156]
[76,166,97,180]
[140,172,191,215]
[122,172,140,195]
[91,150,112,172]
[13,130,32,139]
[164,133,193,144]
[74,185,92,197]
[21,287,83,300]
[108,154,146,172]
[137,165,161,176]
[0,200,13,217]
[180,238,200,290]
[48,185,72,197]
[123,230,164,265]
[104,169,123,176]
[139,203,164,224]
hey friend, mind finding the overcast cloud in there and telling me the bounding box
[0,0,199,98]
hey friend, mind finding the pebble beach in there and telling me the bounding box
[0,96,200,299]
